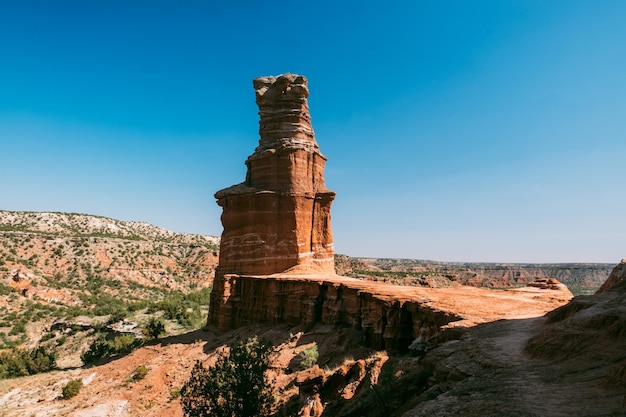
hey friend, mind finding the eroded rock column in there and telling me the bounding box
[208,74,336,330]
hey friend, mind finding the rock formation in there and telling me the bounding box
[209,274,463,349]
[209,74,336,330]
[207,74,572,350]
[595,258,626,293]
[214,74,335,276]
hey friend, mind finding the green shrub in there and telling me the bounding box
[130,365,149,381]
[61,378,83,399]
[41,332,56,342]
[151,289,209,330]
[0,347,57,379]
[80,334,111,364]
[107,309,128,324]
[8,321,26,336]
[180,337,274,417]
[111,334,140,353]
[81,333,143,365]
[143,317,166,339]
[0,283,16,295]
[64,306,86,319]
[298,344,319,369]
[169,388,181,401]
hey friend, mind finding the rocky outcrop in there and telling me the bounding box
[209,74,336,329]
[296,356,388,417]
[209,273,572,351]
[526,278,566,290]
[209,274,462,350]
[213,74,335,277]
[595,259,626,293]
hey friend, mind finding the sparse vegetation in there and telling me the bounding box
[150,288,211,330]
[130,365,149,381]
[0,283,16,295]
[169,387,182,401]
[180,337,274,417]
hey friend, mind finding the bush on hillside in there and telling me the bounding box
[62,378,83,399]
[0,347,57,379]
[130,365,149,381]
[180,337,274,417]
[298,344,319,369]
[81,333,143,365]
[143,317,166,339]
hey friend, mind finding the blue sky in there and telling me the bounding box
[1,1,624,263]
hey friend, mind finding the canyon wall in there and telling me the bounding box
[595,259,626,293]
[337,256,613,293]
[211,274,462,351]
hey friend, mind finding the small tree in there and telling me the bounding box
[180,336,274,417]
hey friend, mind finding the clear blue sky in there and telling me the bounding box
[1,1,624,263]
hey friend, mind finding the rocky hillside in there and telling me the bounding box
[335,255,613,295]
[0,210,219,295]
[0,210,220,353]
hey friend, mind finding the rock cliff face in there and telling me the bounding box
[210,274,462,350]
[208,272,571,351]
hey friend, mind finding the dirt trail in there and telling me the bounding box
[409,316,624,417]
[481,318,573,416]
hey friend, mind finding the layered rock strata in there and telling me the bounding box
[209,273,572,351]
[214,74,335,276]
[595,258,626,294]
[209,74,335,328]
[211,274,461,350]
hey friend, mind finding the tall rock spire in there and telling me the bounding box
[213,74,336,277]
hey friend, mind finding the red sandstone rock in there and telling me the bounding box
[214,74,335,277]
[526,277,567,290]
[209,74,336,329]
[294,365,326,417]
[208,273,571,349]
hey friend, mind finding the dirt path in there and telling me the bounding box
[407,316,624,417]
